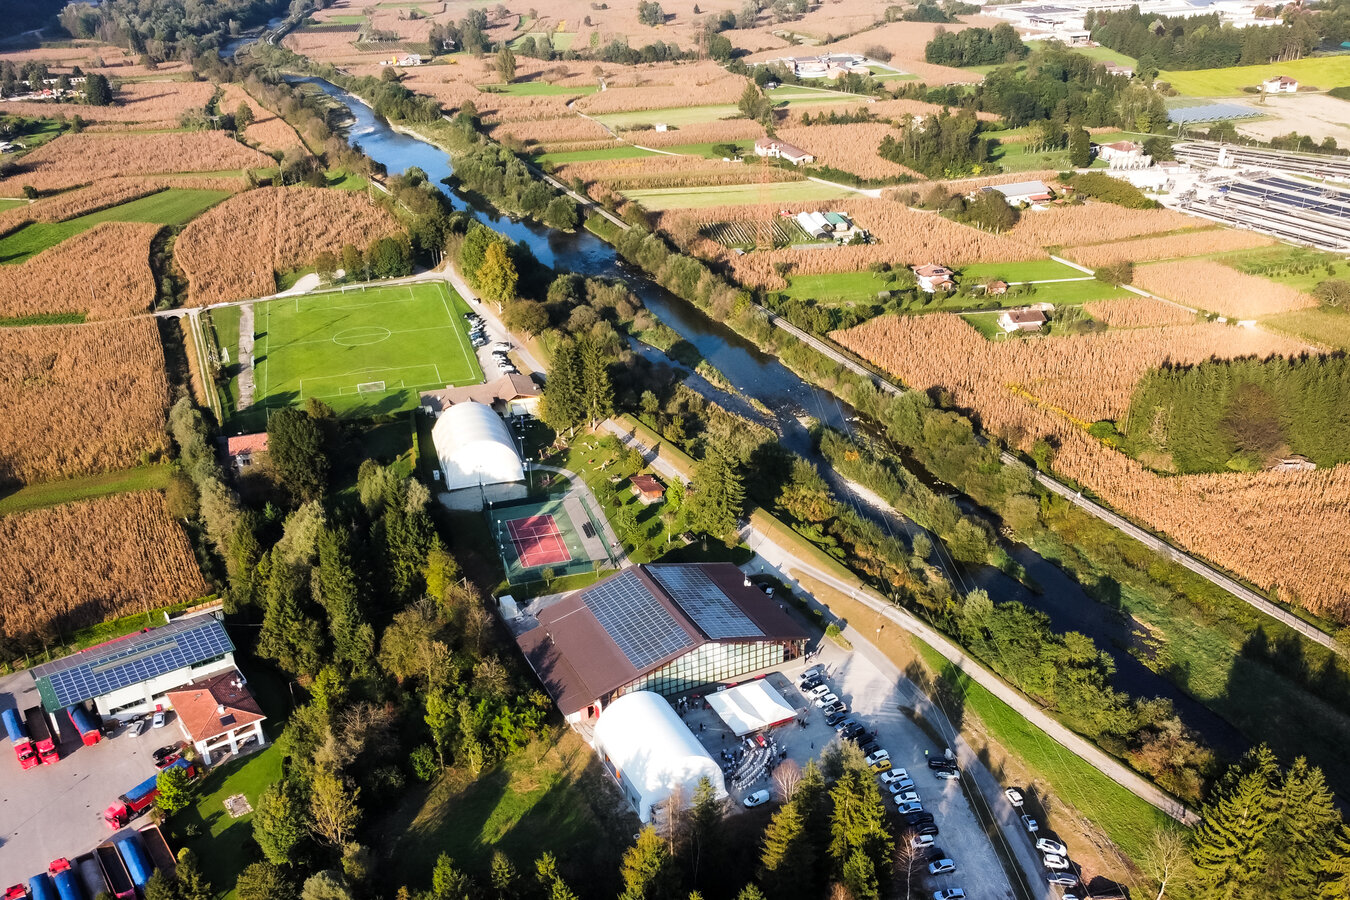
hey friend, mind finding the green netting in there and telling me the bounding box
[487,491,617,586]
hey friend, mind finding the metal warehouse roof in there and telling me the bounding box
[31,615,233,712]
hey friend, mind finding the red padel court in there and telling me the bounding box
[506,514,572,568]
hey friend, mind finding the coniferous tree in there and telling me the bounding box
[1268,757,1341,899]
[578,336,615,428]
[1068,124,1092,167]
[1318,825,1350,899]
[686,776,725,889]
[619,827,678,900]
[267,408,329,502]
[688,446,744,546]
[759,801,814,897]
[257,549,325,676]
[175,849,213,900]
[827,764,893,892]
[1191,745,1279,897]
[313,527,375,678]
[541,340,585,434]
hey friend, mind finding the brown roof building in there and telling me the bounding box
[630,474,665,504]
[225,433,268,469]
[165,670,267,765]
[515,563,808,721]
[421,373,541,416]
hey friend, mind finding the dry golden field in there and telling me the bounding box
[1010,203,1205,247]
[0,222,160,321]
[884,170,1065,203]
[1082,297,1197,329]
[0,319,169,485]
[0,80,216,130]
[775,123,920,180]
[218,83,305,154]
[0,132,273,193]
[1064,228,1276,268]
[868,98,1002,123]
[1132,260,1320,318]
[631,118,766,147]
[176,186,400,305]
[573,62,750,113]
[489,115,616,148]
[0,492,206,644]
[742,19,988,84]
[833,313,1350,617]
[559,154,798,192]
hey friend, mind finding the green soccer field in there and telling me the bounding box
[251,281,483,418]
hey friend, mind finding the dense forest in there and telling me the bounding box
[1123,355,1350,473]
[878,108,992,177]
[925,24,1028,67]
[58,0,295,56]
[1087,7,1321,71]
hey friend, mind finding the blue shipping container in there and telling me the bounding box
[52,867,85,900]
[114,833,153,889]
[2,707,27,744]
[68,706,97,736]
[29,873,57,900]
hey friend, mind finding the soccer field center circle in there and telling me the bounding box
[332,325,392,346]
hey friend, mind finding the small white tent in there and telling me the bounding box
[593,691,727,822]
[431,401,524,496]
[707,680,797,736]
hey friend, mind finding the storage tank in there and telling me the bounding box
[28,874,57,900]
[114,832,153,889]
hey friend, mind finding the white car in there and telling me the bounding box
[910,834,935,851]
[933,767,959,780]
[1021,814,1039,833]
[886,779,915,794]
[932,890,965,900]
[151,710,166,729]
[491,341,512,352]
[1042,854,1071,871]
[1036,838,1068,856]
[864,749,890,767]
[743,790,770,808]
[813,692,839,708]
[928,859,956,876]
[892,790,920,804]
[1005,788,1024,807]
[896,800,923,815]
[807,684,832,699]
[880,769,910,784]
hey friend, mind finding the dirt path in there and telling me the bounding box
[237,302,256,410]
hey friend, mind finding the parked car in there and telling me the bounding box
[839,723,865,740]
[901,811,934,826]
[799,677,824,692]
[1021,814,1040,834]
[914,822,940,837]
[807,684,832,699]
[743,790,770,808]
[880,769,911,785]
[813,692,840,708]
[934,767,959,781]
[132,717,151,737]
[909,834,935,851]
[152,744,179,762]
[858,739,880,756]
[491,341,512,352]
[799,664,824,682]
[893,791,920,805]
[887,778,915,792]
[927,758,956,770]
[932,890,965,900]
[928,859,956,876]
[822,700,847,716]
[1005,788,1024,807]
[865,750,889,767]
[824,710,850,727]
[871,758,892,773]
[151,710,166,729]
[896,800,923,815]
[1036,839,1068,856]
[1047,873,1079,887]
[1042,854,1070,871]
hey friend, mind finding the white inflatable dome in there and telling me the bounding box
[431,401,524,491]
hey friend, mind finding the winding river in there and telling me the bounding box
[297,76,1247,758]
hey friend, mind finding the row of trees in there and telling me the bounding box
[924,23,1028,67]
[1088,8,1322,70]
[878,108,992,178]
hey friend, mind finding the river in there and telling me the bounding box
[294,75,1247,759]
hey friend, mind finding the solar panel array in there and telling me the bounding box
[649,566,764,640]
[1168,103,1262,124]
[582,571,694,669]
[33,617,233,709]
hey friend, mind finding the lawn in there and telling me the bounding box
[962,310,1006,339]
[1019,279,1130,304]
[0,197,27,211]
[250,281,482,419]
[623,180,855,209]
[481,79,592,96]
[0,188,230,264]
[1161,55,1350,96]
[0,465,170,516]
[784,270,904,304]
[913,641,1176,864]
[555,435,681,564]
[326,13,366,23]
[507,31,576,51]
[170,745,284,900]
[385,730,630,894]
[597,91,862,129]
[209,304,244,415]
[657,139,757,158]
[536,144,655,164]
[1262,307,1350,350]
[959,259,1088,282]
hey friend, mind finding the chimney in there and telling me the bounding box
[217,704,226,714]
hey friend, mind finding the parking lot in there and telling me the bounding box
[670,639,1019,900]
[0,670,180,887]
[463,308,524,380]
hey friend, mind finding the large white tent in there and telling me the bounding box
[431,401,525,504]
[593,691,727,822]
[706,679,798,736]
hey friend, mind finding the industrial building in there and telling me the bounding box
[513,563,809,724]
[429,400,527,509]
[981,0,1282,38]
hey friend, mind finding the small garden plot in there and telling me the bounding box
[700,217,817,248]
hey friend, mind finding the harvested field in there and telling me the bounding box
[743,20,986,84]
[775,123,920,180]
[665,199,1042,288]
[833,313,1350,618]
[0,319,169,485]
[1010,203,1205,247]
[868,98,1000,123]
[0,132,273,194]
[1133,260,1320,319]
[488,115,614,147]
[559,154,798,191]
[0,80,215,129]
[0,222,159,320]
[0,492,206,645]
[573,62,749,113]
[1082,297,1197,329]
[219,83,304,154]
[1064,228,1276,268]
[628,118,765,147]
[176,186,401,305]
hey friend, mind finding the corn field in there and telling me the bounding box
[775,123,922,180]
[0,132,273,194]
[574,63,749,113]
[0,81,215,129]
[0,492,206,645]
[176,186,401,306]
[833,313,1350,617]
[1082,297,1198,329]
[488,115,613,147]
[559,155,800,191]
[1010,203,1205,247]
[0,319,169,485]
[219,83,304,154]
[1065,228,1276,268]
[1132,260,1320,319]
[633,118,765,147]
[0,221,160,321]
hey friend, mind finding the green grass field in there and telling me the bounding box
[0,466,170,516]
[481,79,592,96]
[0,188,230,264]
[597,90,863,130]
[623,180,854,209]
[1162,55,1350,96]
[326,13,365,23]
[1021,279,1130,304]
[507,31,577,51]
[960,259,1088,282]
[784,270,903,304]
[251,281,482,419]
[0,198,27,211]
[659,139,758,158]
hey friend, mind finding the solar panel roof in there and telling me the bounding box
[1168,103,1262,124]
[32,616,233,711]
[648,566,764,640]
[582,570,694,669]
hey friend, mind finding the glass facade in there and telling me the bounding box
[617,639,804,699]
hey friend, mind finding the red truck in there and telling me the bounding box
[104,756,196,828]
[2,708,38,770]
[67,705,100,746]
[24,706,59,765]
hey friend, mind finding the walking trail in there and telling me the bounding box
[237,302,256,410]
